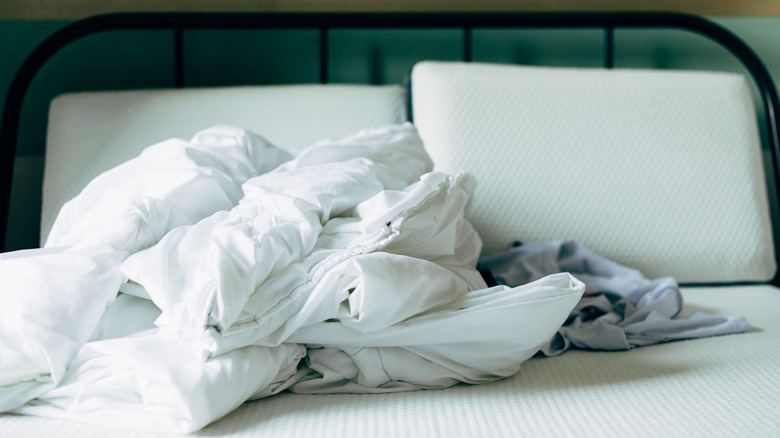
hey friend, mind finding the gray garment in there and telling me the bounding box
[478,241,752,356]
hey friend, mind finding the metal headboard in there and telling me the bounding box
[2,12,779,282]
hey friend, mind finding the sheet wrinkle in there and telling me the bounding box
[122,128,463,359]
[4,124,587,434]
[202,172,479,355]
[0,125,293,413]
[477,240,751,356]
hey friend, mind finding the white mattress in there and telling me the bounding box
[2,285,777,437]
[23,65,778,438]
[42,84,406,244]
[411,61,776,284]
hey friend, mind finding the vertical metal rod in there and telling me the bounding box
[320,27,329,83]
[604,26,615,68]
[464,26,473,62]
[173,27,185,87]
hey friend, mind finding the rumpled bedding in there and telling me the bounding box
[1,126,293,413]
[478,241,752,356]
[0,124,586,434]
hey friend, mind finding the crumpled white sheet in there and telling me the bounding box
[20,331,305,433]
[286,272,585,393]
[2,124,585,434]
[46,125,293,249]
[1,126,292,413]
[120,124,441,358]
[0,245,124,411]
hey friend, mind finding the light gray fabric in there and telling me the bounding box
[478,241,752,356]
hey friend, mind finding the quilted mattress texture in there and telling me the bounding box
[411,61,776,284]
[1,285,778,437]
[41,84,407,244]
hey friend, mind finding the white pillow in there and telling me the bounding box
[411,61,775,283]
[43,84,406,244]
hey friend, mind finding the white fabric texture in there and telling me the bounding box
[287,273,585,393]
[2,124,586,434]
[0,125,293,414]
[88,294,161,342]
[411,61,776,283]
[0,246,122,411]
[45,125,293,248]
[17,334,305,434]
[119,124,444,358]
[2,285,777,438]
[42,84,407,244]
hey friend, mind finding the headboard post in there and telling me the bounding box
[604,26,615,68]
[173,27,185,87]
[463,26,473,62]
[319,27,329,84]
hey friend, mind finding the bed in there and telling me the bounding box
[1,11,779,437]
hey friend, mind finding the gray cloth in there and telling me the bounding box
[478,241,752,356]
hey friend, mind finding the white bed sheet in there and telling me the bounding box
[2,285,777,437]
[42,85,407,244]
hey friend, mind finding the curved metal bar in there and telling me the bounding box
[2,12,779,285]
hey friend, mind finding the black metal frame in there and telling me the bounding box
[2,11,779,284]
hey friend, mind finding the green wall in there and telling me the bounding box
[1,17,779,250]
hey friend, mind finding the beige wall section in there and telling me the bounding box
[3,0,780,20]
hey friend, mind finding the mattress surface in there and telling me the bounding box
[2,285,777,437]
[411,61,776,284]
